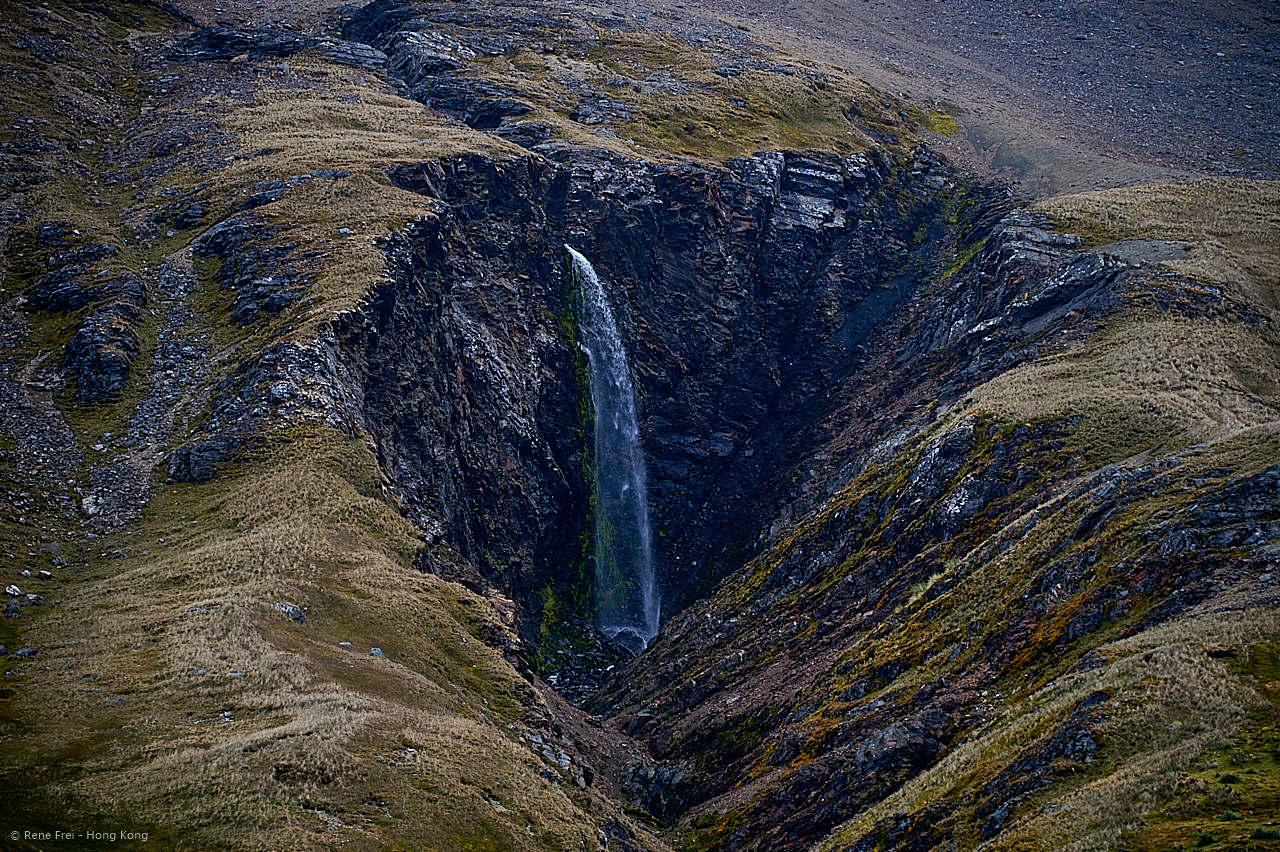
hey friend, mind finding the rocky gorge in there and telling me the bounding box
[0,0,1277,850]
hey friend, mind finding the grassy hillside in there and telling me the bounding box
[0,429,634,850]
[965,178,1280,465]
[341,0,928,164]
[598,177,1280,852]
[0,0,1275,850]
[0,2,659,848]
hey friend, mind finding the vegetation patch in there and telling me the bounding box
[396,19,918,161]
[1039,179,1280,314]
[903,103,959,138]
[0,426,629,850]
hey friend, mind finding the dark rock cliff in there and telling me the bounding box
[312,146,964,647]
[585,216,1280,849]
[134,73,1277,847]
[162,7,1165,665]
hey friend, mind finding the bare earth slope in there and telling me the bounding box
[659,0,1279,195]
[169,0,1279,195]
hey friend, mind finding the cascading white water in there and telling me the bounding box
[566,246,661,652]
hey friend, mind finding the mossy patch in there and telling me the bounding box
[903,103,959,138]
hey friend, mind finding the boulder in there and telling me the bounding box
[165,440,229,483]
[64,310,141,404]
[274,602,306,623]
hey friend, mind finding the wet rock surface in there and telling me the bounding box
[328,146,966,640]
[170,26,388,69]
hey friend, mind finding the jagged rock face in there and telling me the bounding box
[194,212,317,326]
[583,213,1280,850]
[158,5,979,649]
[590,444,1280,850]
[553,148,959,610]
[63,307,142,404]
[343,0,568,137]
[342,157,574,609]
[332,146,960,636]
[18,221,146,406]
[169,26,389,69]
[155,0,975,640]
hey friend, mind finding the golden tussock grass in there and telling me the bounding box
[947,179,1280,465]
[1,30,664,847]
[819,609,1280,852]
[989,612,1280,852]
[961,316,1280,463]
[220,65,523,165]
[199,59,528,336]
[1039,179,1280,314]
[0,428,653,851]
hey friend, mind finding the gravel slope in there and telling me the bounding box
[653,0,1279,195]
[168,0,1277,197]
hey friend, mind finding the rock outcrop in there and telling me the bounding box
[19,221,146,405]
[586,222,1280,850]
[169,26,388,69]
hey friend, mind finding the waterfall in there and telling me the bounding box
[566,246,661,652]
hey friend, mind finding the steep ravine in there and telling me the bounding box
[332,146,965,651]
[328,145,1280,849]
[2,1,1276,849]
[585,222,1280,849]
[328,114,1280,852]
[160,12,1280,848]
